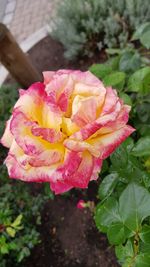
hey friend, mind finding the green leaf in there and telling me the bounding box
[94,197,121,232]
[1,245,9,254]
[89,64,112,79]
[109,138,139,183]
[9,242,18,250]
[142,73,150,94]
[106,48,122,55]
[136,102,150,123]
[119,183,150,231]
[44,183,54,199]
[11,214,23,228]
[107,222,130,245]
[132,22,150,40]
[110,144,128,169]
[115,240,134,262]
[100,159,109,174]
[140,31,150,49]
[136,123,150,137]
[119,52,141,73]
[132,136,150,157]
[106,56,120,70]
[6,227,16,238]
[98,173,118,200]
[140,242,150,254]
[145,158,150,172]
[127,67,150,93]
[103,71,126,90]
[122,137,134,152]
[139,225,150,243]
[17,247,30,262]
[119,92,132,106]
[142,171,150,189]
[135,253,150,267]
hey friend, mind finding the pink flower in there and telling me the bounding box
[1,70,135,194]
[77,200,86,209]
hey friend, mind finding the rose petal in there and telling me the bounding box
[96,104,131,136]
[1,118,13,148]
[88,125,135,159]
[70,100,121,141]
[90,157,103,181]
[72,95,100,127]
[10,111,53,156]
[64,139,98,157]
[65,151,94,188]
[31,126,65,143]
[50,180,73,194]
[5,154,59,182]
[15,82,46,125]
[101,87,118,116]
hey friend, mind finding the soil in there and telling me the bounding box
[28,36,107,72]
[25,193,119,267]
[4,36,119,267]
[5,35,107,84]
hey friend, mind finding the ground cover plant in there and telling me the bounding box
[51,0,150,59]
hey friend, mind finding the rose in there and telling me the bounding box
[77,200,86,209]
[1,70,135,194]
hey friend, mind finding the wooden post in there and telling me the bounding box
[0,23,42,88]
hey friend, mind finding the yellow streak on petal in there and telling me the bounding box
[1,119,13,148]
[61,117,80,136]
[15,94,43,125]
[42,104,62,130]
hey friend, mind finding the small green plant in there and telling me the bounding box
[0,166,48,267]
[51,0,150,59]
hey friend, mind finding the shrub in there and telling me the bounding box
[90,52,150,266]
[51,0,150,59]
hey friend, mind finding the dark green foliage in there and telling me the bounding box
[132,22,150,49]
[51,0,150,59]
[0,167,48,267]
[91,45,150,266]
[0,84,18,137]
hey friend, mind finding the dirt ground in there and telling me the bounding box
[25,192,119,267]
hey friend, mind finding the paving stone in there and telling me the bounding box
[0,0,8,21]
[3,12,13,24]
[5,1,16,14]
[1,0,57,42]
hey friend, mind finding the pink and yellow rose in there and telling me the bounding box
[1,70,135,194]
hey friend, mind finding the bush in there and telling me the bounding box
[51,0,150,59]
[90,53,150,266]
